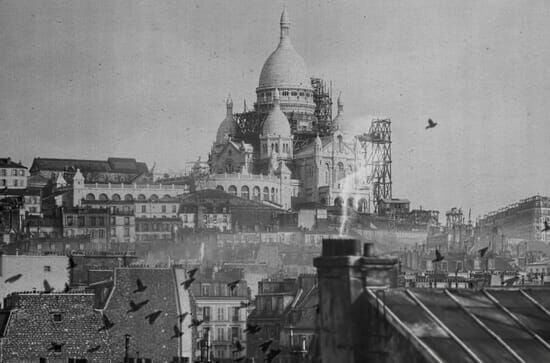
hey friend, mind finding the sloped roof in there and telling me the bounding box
[30,157,148,174]
[0,158,26,169]
[102,268,185,361]
[0,293,113,360]
[367,287,550,362]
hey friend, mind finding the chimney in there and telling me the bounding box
[313,238,398,362]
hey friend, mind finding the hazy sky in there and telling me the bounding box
[1,0,549,218]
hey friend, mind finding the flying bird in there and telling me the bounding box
[239,301,252,309]
[232,340,245,353]
[227,279,241,292]
[177,312,189,323]
[127,299,149,313]
[478,246,489,258]
[244,323,261,334]
[188,318,204,328]
[133,278,147,293]
[543,220,550,232]
[67,255,76,270]
[43,279,54,293]
[98,314,115,331]
[425,118,437,129]
[181,278,195,290]
[502,276,519,287]
[5,273,22,283]
[259,339,273,353]
[187,268,199,279]
[432,249,444,263]
[265,348,281,363]
[171,325,184,339]
[63,282,70,293]
[145,310,163,324]
[87,345,101,353]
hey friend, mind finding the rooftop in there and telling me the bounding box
[368,287,550,362]
[0,158,26,169]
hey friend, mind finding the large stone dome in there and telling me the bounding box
[258,9,311,90]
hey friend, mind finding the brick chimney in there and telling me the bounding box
[313,238,398,363]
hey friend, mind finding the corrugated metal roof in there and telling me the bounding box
[369,287,550,362]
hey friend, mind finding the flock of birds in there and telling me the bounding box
[3,257,283,361]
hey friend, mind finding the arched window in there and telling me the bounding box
[150,194,159,202]
[271,187,275,201]
[225,162,233,173]
[338,135,343,153]
[86,193,96,201]
[216,185,224,191]
[111,194,121,201]
[325,163,331,185]
[228,185,237,196]
[337,162,345,180]
[358,198,369,213]
[124,194,133,201]
[263,187,270,201]
[162,194,171,200]
[138,194,146,201]
[252,186,261,201]
[334,197,343,208]
[275,144,279,153]
[241,186,249,199]
[99,193,109,201]
[347,197,355,209]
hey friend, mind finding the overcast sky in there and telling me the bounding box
[1,0,549,218]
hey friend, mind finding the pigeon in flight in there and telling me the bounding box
[87,345,101,353]
[432,249,444,263]
[478,246,489,258]
[239,301,252,309]
[98,314,115,331]
[145,310,163,324]
[232,340,245,353]
[543,220,550,232]
[265,348,281,363]
[426,118,437,129]
[188,318,204,328]
[244,323,261,334]
[177,312,189,323]
[181,278,195,290]
[227,279,241,292]
[171,325,184,339]
[187,268,199,279]
[127,299,149,313]
[5,273,22,283]
[259,339,273,353]
[43,279,54,293]
[133,278,147,293]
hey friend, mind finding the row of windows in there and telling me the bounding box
[140,204,178,213]
[86,193,174,202]
[200,306,241,322]
[259,90,311,98]
[0,169,25,176]
[136,222,176,232]
[219,185,279,202]
[0,178,25,186]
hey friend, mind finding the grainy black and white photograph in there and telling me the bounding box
[1,1,550,362]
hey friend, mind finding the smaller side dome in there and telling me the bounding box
[262,89,291,137]
[215,95,237,143]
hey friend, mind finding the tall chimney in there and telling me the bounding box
[313,238,398,362]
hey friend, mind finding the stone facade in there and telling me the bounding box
[0,157,27,189]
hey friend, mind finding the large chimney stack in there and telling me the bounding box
[313,238,398,362]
